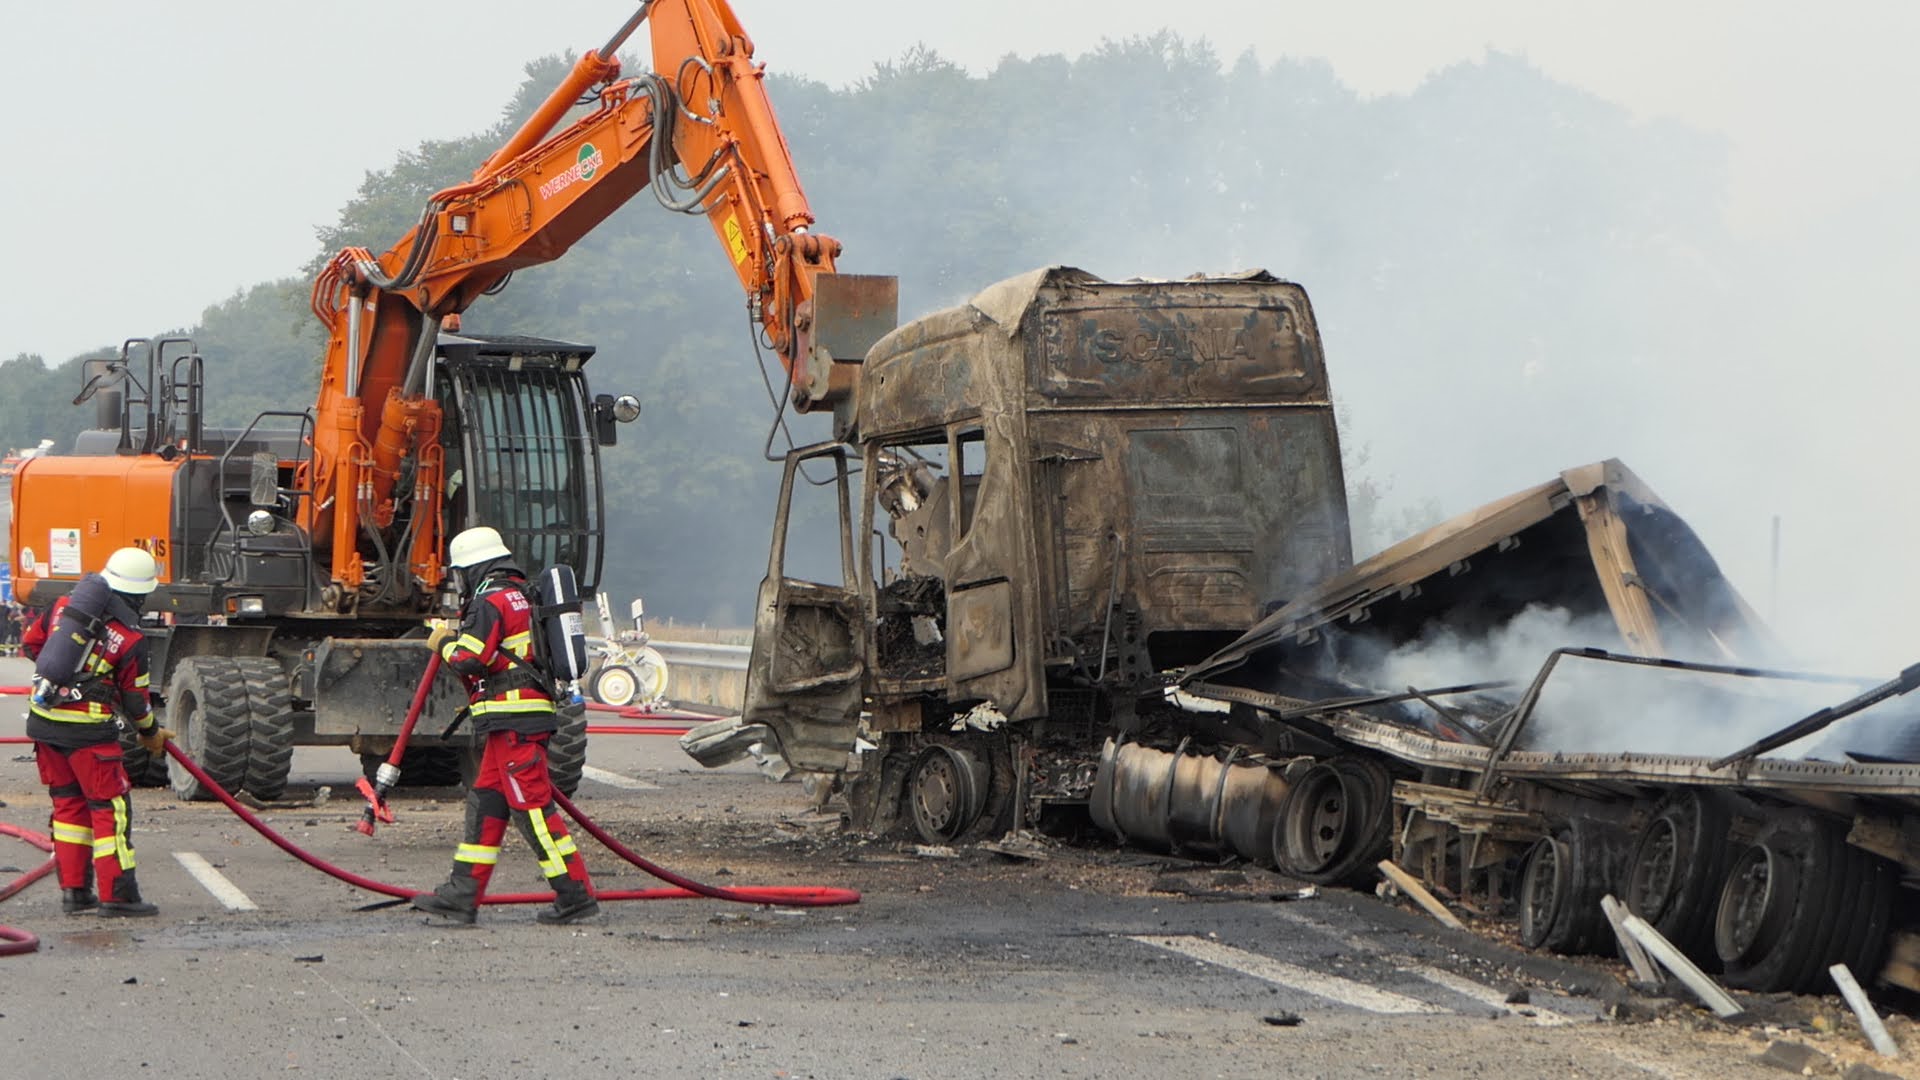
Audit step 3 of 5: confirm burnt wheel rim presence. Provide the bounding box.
[1519,837,1567,947]
[1627,815,1681,921]
[1282,766,1351,874]
[1715,844,1779,963]
[909,746,980,842]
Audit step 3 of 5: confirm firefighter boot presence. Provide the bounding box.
[97,871,158,918]
[412,873,482,924]
[63,861,97,915]
[535,874,600,925]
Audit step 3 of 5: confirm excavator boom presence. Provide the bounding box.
[301,0,895,609]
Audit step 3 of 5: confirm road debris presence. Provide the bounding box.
[1619,910,1742,1019]
[1377,860,1464,930]
[1830,963,1901,1058]
[1756,1040,1830,1074]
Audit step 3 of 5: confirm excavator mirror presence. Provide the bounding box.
[249,452,279,507]
[590,393,640,446]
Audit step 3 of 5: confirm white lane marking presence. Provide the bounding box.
[581,765,658,790]
[1269,908,1574,1026]
[1130,935,1444,1015]
[173,851,259,911]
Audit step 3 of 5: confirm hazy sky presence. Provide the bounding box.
[3,1,1913,363]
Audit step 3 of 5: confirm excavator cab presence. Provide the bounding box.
[431,332,622,594]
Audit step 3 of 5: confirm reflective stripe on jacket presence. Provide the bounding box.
[440,573,556,735]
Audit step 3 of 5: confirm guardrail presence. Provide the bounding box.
[643,639,749,711]
[648,640,750,673]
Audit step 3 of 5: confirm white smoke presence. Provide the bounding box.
[1367,603,1889,760]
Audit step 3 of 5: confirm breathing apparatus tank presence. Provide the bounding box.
[32,574,117,689]
[534,564,589,685]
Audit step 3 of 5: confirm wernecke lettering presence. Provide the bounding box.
[537,143,606,201]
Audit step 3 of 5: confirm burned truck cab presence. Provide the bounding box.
[734,267,1352,841]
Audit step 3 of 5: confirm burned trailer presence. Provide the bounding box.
[691,266,1352,843]
[1175,460,1920,995]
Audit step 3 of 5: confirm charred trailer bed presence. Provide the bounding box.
[1171,460,1920,995]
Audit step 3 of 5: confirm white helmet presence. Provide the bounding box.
[102,546,160,595]
[447,526,513,569]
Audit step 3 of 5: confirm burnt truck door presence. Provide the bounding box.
[940,419,1044,719]
[741,442,867,771]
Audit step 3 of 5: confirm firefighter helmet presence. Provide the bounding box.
[447,526,513,569]
[102,546,160,595]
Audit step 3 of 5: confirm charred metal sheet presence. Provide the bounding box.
[1181,459,1774,701]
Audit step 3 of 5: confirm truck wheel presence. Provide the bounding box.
[1518,820,1622,955]
[167,657,254,801]
[591,665,640,708]
[1621,789,1733,968]
[1271,756,1391,886]
[907,743,991,844]
[234,657,295,801]
[1715,813,1897,992]
[546,704,588,797]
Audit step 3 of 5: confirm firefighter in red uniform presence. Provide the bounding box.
[413,526,599,925]
[22,547,172,917]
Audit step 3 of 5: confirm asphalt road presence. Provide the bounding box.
[0,656,1874,1079]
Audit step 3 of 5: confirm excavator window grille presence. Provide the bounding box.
[444,361,602,589]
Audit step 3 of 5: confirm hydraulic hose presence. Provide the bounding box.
[0,823,54,956]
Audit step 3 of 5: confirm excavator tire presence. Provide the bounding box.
[117,725,170,788]
[546,702,588,798]
[167,657,255,801]
[234,658,296,801]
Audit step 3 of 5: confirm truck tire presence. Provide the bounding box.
[1715,813,1898,992]
[234,657,296,801]
[1620,789,1733,968]
[1518,819,1623,956]
[546,703,588,797]
[1271,756,1392,886]
[167,657,255,801]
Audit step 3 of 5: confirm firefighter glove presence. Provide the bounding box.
[137,725,174,757]
[426,622,457,655]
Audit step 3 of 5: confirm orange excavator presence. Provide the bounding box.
[8,1,897,799]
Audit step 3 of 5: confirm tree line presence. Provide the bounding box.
[1,37,1738,624]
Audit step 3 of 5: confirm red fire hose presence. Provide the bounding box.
[0,685,857,944]
[163,740,858,907]
[0,823,54,956]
